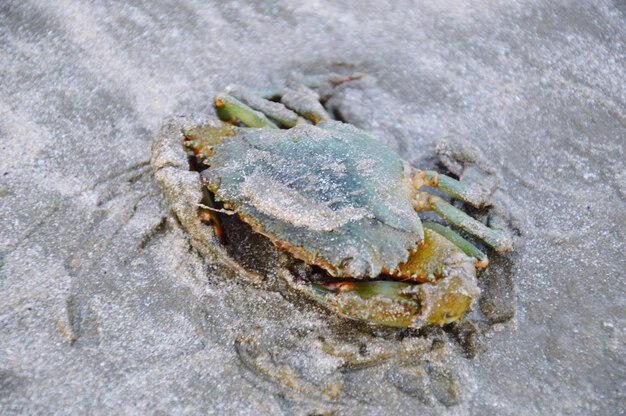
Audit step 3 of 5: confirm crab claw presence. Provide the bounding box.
[309,274,479,328]
[302,228,481,328]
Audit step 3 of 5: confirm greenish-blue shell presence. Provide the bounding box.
[203,120,423,277]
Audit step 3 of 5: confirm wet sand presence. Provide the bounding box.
[1,1,624,414]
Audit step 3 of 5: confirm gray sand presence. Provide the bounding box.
[1,1,624,414]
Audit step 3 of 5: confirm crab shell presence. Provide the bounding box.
[199,119,425,279]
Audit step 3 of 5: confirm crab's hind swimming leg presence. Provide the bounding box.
[414,192,513,252]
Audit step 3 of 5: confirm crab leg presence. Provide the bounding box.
[224,85,300,128]
[411,169,491,208]
[216,86,332,126]
[198,175,226,244]
[214,93,278,128]
[423,222,488,269]
[414,192,513,252]
[252,88,284,100]
[279,86,331,124]
[216,74,367,128]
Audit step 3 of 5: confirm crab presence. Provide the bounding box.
[153,75,513,329]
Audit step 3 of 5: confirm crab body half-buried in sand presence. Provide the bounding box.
[155,75,513,328]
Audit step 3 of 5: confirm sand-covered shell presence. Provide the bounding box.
[202,120,423,278]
